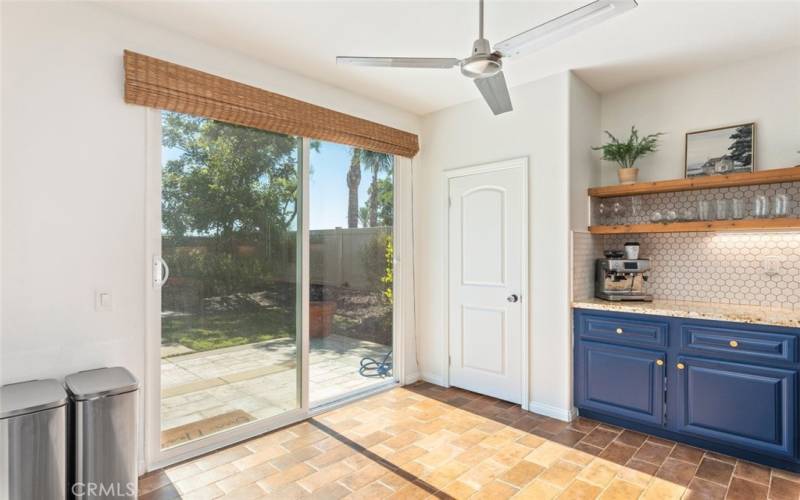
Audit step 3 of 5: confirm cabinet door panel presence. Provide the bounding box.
[576,341,665,425]
[676,357,796,458]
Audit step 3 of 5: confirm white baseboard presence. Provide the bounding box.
[403,370,421,385]
[420,371,446,387]
[527,401,578,422]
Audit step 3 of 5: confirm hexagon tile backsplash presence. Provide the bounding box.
[573,231,800,310]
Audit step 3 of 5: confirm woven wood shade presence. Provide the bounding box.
[124,50,419,157]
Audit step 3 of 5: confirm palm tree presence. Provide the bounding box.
[360,150,393,227]
[346,148,362,228]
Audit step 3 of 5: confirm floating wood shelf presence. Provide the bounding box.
[588,165,800,198]
[589,218,800,234]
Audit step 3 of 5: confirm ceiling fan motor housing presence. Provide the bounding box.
[460,38,502,78]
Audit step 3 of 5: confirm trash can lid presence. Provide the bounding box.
[65,367,139,400]
[1,379,68,419]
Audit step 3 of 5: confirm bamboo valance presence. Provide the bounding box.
[123,50,419,157]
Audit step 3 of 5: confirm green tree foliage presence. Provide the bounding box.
[381,236,393,305]
[347,148,393,228]
[728,125,753,166]
[161,111,301,245]
[346,149,362,228]
[362,232,393,304]
[361,150,394,227]
[161,112,310,300]
[358,178,394,228]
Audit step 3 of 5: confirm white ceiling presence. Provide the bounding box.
[107,0,800,116]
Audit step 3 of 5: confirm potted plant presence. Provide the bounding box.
[593,126,663,184]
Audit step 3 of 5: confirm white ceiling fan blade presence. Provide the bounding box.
[474,72,513,115]
[336,56,460,69]
[494,0,638,58]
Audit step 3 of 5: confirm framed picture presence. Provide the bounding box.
[685,122,755,178]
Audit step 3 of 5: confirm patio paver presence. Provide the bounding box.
[160,334,392,448]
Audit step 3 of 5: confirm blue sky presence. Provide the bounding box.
[310,141,389,230]
[162,138,390,231]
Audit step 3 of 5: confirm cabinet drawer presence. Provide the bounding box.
[575,341,665,426]
[681,323,797,364]
[578,312,668,348]
[675,356,796,459]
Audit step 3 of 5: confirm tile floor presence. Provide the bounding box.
[140,382,800,499]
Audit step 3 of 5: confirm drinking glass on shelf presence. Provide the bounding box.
[715,199,729,220]
[731,199,745,220]
[597,202,607,223]
[753,195,769,218]
[629,196,642,217]
[698,200,714,221]
[772,194,791,218]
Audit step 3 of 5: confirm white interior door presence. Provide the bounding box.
[447,160,526,403]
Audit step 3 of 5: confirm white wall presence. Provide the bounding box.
[569,73,602,232]
[599,48,800,185]
[415,73,574,419]
[1,0,419,465]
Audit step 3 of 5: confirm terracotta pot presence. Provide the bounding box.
[618,167,639,185]
[309,300,337,338]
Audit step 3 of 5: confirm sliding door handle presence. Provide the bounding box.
[152,255,170,289]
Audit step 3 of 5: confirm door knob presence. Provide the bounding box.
[507,294,519,303]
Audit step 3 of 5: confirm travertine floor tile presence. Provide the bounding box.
[560,479,603,499]
[597,479,642,500]
[141,383,799,500]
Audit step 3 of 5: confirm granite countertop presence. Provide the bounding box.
[572,298,800,329]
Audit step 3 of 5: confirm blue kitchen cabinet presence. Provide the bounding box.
[675,356,796,459]
[574,308,800,471]
[576,341,664,425]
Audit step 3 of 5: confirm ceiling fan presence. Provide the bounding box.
[337,0,638,115]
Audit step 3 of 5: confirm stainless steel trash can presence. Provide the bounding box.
[65,367,138,500]
[1,379,68,500]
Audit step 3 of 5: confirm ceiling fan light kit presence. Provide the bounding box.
[337,0,637,115]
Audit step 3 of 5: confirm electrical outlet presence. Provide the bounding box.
[762,255,783,277]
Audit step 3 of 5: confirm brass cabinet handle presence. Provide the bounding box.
[729,340,739,348]
[676,362,685,370]
[616,328,623,334]
[656,359,664,366]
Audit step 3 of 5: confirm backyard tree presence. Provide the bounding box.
[161,111,301,246]
[346,148,362,228]
[359,178,394,228]
[361,150,394,227]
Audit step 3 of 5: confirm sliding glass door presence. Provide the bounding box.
[150,112,399,465]
[308,142,396,405]
[158,111,301,450]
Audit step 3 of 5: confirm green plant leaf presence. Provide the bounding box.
[592,126,664,169]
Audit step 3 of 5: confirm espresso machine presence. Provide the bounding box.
[595,250,653,301]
